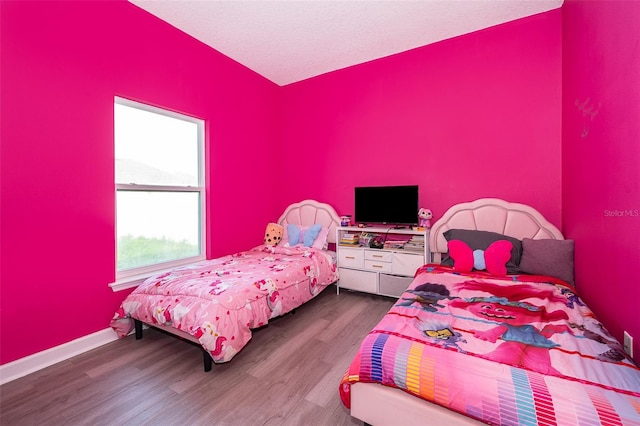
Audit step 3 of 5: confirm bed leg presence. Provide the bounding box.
[134,319,143,340]
[203,349,212,372]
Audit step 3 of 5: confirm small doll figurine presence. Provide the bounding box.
[418,208,433,229]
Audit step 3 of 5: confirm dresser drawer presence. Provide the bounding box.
[364,250,392,263]
[391,252,424,276]
[379,274,413,298]
[338,268,377,293]
[364,260,392,273]
[338,247,364,269]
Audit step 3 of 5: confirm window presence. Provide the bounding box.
[113,97,205,287]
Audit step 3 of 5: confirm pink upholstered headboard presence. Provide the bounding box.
[429,198,563,263]
[277,200,341,244]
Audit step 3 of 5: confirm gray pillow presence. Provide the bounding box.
[519,238,575,284]
[441,229,523,274]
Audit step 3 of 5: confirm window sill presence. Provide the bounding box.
[109,274,152,292]
[109,258,205,292]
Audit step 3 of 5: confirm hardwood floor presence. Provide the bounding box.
[0,286,395,426]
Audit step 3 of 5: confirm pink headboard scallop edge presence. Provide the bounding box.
[277,200,341,244]
[429,198,564,260]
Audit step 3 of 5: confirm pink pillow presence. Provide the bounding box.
[448,239,513,276]
[280,225,329,250]
[313,226,330,249]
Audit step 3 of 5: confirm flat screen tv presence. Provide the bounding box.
[354,185,419,225]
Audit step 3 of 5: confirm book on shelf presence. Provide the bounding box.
[340,233,360,245]
[404,236,425,251]
[406,238,424,243]
[383,242,405,249]
[405,241,424,247]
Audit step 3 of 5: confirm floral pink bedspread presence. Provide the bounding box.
[340,265,640,425]
[111,245,337,363]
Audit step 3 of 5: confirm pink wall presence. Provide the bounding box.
[562,1,640,361]
[278,11,563,226]
[10,2,631,370]
[0,1,280,364]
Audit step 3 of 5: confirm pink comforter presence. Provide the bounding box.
[340,265,640,425]
[111,245,337,363]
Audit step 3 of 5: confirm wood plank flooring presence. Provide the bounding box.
[0,286,395,426]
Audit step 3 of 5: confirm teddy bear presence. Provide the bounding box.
[418,208,433,229]
[264,223,284,246]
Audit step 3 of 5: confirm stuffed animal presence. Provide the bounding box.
[418,208,433,229]
[264,223,284,246]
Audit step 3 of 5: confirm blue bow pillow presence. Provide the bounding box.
[287,224,322,247]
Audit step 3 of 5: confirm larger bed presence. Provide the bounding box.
[340,198,640,425]
[111,199,341,370]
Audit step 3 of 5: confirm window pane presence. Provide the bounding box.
[115,103,199,186]
[117,191,201,271]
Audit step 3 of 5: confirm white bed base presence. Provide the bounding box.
[352,383,485,426]
[135,199,341,370]
[349,198,564,426]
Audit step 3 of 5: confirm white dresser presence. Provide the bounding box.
[336,227,429,298]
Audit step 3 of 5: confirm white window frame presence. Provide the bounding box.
[110,97,206,291]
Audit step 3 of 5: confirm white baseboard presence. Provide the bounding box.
[0,328,120,385]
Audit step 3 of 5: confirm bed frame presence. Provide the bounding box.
[349,198,564,426]
[133,199,341,372]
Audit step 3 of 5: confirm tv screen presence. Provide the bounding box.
[354,185,419,225]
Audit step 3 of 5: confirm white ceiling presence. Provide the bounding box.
[129,0,563,86]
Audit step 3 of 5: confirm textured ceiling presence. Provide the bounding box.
[129,0,563,86]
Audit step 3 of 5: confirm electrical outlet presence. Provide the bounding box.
[623,331,633,357]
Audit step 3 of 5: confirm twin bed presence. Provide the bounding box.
[340,198,640,425]
[111,197,640,425]
[110,199,341,370]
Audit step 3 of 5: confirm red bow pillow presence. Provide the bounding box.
[447,239,513,276]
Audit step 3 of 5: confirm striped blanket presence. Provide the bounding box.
[340,266,640,425]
